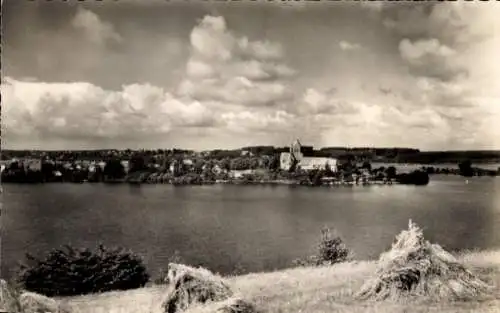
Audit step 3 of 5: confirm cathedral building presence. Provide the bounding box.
[280,139,338,172]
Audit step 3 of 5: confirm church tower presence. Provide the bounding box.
[290,139,303,162]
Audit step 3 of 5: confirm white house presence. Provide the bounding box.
[280,139,338,172]
[120,160,129,173]
[183,159,194,166]
[229,169,254,179]
[23,158,42,171]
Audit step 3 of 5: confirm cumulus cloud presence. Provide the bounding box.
[399,38,464,81]
[385,3,499,81]
[299,88,358,116]
[2,14,299,148]
[3,5,499,150]
[178,15,296,107]
[178,77,292,108]
[1,77,218,145]
[375,3,500,148]
[339,40,361,51]
[221,110,295,134]
[298,84,499,150]
[71,7,122,45]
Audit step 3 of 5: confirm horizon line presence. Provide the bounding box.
[2,147,500,153]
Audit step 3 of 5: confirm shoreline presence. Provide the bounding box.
[5,172,500,187]
[0,178,408,186]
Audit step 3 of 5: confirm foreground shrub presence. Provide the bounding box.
[357,220,492,301]
[18,244,150,297]
[293,227,351,267]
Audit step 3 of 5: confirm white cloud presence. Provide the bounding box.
[1,78,218,144]
[339,40,361,51]
[300,88,358,116]
[399,38,463,81]
[399,38,455,61]
[2,14,299,148]
[71,7,122,45]
[295,86,500,149]
[179,15,295,108]
[374,3,500,148]
[4,6,500,150]
[221,110,295,134]
[178,77,293,107]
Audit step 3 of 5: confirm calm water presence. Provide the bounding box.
[2,175,500,279]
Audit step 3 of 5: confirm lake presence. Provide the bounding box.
[2,175,500,280]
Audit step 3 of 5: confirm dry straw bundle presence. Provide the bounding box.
[163,263,233,313]
[0,280,22,312]
[357,220,492,301]
[0,280,68,313]
[162,263,258,313]
[184,297,260,313]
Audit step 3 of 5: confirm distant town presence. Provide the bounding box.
[1,140,500,185]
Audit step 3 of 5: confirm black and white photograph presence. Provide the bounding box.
[1,0,500,312]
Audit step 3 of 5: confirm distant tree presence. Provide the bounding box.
[324,162,335,177]
[220,158,231,172]
[230,157,251,170]
[313,170,325,186]
[7,161,21,171]
[385,166,397,179]
[201,163,215,181]
[249,157,260,170]
[193,159,205,174]
[103,159,126,180]
[260,156,270,169]
[128,154,146,173]
[268,155,280,172]
[458,160,474,177]
[396,170,430,185]
[362,161,372,172]
[88,166,104,182]
[172,159,185,177]
[40,162,56,182]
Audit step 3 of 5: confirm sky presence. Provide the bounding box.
[2,0,500,151]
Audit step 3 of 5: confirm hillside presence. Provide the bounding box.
[61,250,500,313]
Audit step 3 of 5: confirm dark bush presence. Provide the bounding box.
[17,244,150,297]
[458,160,474,177]
[293,227,351,267]
[396,170,430,185]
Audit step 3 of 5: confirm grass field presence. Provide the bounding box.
[60,250,500,313]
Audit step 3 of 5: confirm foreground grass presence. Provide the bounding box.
[60,250,500,313]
